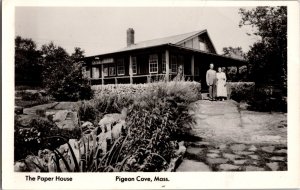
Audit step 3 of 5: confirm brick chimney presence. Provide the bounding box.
[127,28,135,46]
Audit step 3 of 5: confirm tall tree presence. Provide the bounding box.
[71,47,85,63]
[239,6,287,90]
[222,46,245,60]
[41,42,92,101]
[15,36,42,86]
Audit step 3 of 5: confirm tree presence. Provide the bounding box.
[239,6,287,90]
[41,42,93,101]
[222,47,247,81]
[222,46,245,60]
[71,47,85,62]
[15,36,42,86]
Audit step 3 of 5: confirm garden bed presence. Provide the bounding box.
[14,81,202,172]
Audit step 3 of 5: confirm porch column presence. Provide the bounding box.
[191,55,195,81]
[129,56,133,84]
[165,49,170,82]
[236,66,240,81]
[101,64,104,85]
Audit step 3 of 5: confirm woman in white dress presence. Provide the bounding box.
[216,67,227,101]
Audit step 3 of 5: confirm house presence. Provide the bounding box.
[82,28,247,89]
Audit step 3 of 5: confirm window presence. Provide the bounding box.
[92,67,100,78]
[170,55,177,73]
[132,57,137,74]
[109,65,116,76]
[117,59,125,75]
[103,66,108,77]
[85,67,91,78]
[162,53,166,73]
[149,54,158,73]
[199,41,207,51]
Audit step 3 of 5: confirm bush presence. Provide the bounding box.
[14,118,81,161]
[228,82,287,112]
[49,66,94,101]
[228,82,255,102]
[248,85,287,112]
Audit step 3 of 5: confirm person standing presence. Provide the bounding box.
[216,67,227,101]
[206,63,217,100]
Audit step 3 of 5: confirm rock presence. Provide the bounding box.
[16,115,42,127]
[198,114,208,119]
[261,146,275,153]
[36,109,46,117]
[249,155,260,160]
[234,151,254,155]
[175,141,187,156]
[24,155,43,172]
[223,153,241,161]
[190,141,210,148]
[274,149,287,154]
[217,144,227,150]
[208,149,220,154]
[248,145,258,152]
[230,144,247,152]
[81,121,95,134]
[14,161,27,172]
[53,102,80,111]
[53,110,79,130]
[99,108,127,126]
[15,106,23,114]
[207,153,220,158]
[270,156,285,161]
[45,111,56,121]
[266,162,279,171]
[239,102,250,110]
[219,164,240,171]
[39,90,47,96]
[206,158,228,165]
[186,147,203,156]
[234,160,247,165]
[111,120,126,140]
[245,166,265,171]
[176,159,211,171]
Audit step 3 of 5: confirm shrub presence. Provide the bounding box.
[49,66,94,101]
[248,85,287,112]
[227,82,255,102]
[14,118,81,161]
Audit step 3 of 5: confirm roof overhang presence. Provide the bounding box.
[83,43,247,66]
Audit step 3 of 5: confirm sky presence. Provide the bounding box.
[15,7,259,56]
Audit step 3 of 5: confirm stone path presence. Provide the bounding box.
[176,100,287,172]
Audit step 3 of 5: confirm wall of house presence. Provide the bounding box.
[178,33,216,54]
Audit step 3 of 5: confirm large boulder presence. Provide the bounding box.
[111,120,126,140]
[52,110,79,130]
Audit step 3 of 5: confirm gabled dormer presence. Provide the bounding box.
[176,30,217,54]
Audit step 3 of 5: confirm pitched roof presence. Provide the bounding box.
[119,30,206,52]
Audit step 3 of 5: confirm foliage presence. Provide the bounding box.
[228,82,255,102]
[222,46,246,59]
[41,43,93,101]
[15,36,43,86]
[14,118,81,161]
[21,81,200,172]
[228,82,287,112]
[239,6,287,91]
[248,85,287,112]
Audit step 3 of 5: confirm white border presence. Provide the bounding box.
[2,0,300,189]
